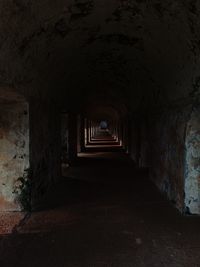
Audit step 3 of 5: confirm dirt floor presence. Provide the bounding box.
[0,152,200,267]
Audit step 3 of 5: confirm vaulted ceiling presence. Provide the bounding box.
[0,0,200,111]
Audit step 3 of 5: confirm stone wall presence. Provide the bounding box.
[61,113,69,164]
[130,120,140,166]
[29,98,61,210]
[135,101,200,214]
[0,100,29,211]
[147,109,187,212]
[185,104,200,214]
[77,115,82,153]
[67,113,78,162]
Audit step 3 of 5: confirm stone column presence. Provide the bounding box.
[77,115,81,154]
[68,112,78,162]
[61,113,69,164]
[80,116,86,152]
[30,98,61,210]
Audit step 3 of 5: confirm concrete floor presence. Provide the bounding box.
[1,152,200,267]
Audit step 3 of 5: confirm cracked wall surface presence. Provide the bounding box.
[0,95,29,211]
[135,100,200,214]
[147,109,187,212]
[185,104,200,214]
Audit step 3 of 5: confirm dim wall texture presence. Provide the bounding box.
[136,102,200,214]
[0,102,29,211]
[185,105,200,214]
[30,99,61,210]
[146,109,187,212]
[61,113,69,164]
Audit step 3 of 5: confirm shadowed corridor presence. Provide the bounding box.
[0,1,200,266]
[1,152,200,267]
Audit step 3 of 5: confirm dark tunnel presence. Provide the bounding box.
[0,1,200,266]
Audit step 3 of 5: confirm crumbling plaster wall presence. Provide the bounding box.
[0,100,29,211]
[135,99,200,214]
[185,104,200,214]
[143,108,188,212]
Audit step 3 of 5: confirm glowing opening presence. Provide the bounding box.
[100,121,108,130]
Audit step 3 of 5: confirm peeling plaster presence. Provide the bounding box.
[0,99,29,211]
[184,106,200,214]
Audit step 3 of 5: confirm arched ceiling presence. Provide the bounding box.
[82,90,128,119]
[85,106,120,121]
[0,0,200,111]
